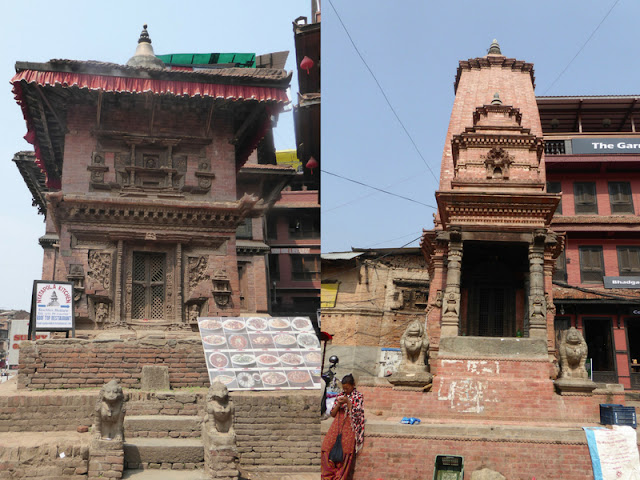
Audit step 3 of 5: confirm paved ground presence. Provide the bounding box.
[121,470,320,479]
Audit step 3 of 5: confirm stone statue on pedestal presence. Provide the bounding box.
[554,327,596,395]
[388,320,433,388]
[205,381,235,443]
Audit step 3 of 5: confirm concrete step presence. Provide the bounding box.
[125,415,202,438]
[123,469,208,479]
[124,437,204,469]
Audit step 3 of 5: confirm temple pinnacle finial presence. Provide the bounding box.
[491,92,503,105]
[488,39,502,55]
[127,24,165,69]
[138,24,151,44]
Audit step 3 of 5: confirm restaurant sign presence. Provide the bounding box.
[572,138,640,154]
[30,281,75,338]
[198,317,321,391]
[603,276,640,289]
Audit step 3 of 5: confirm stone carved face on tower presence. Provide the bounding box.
[206,381,234,435]
[559,327,589,380]
[399,320,429,372]
[483,147,513,180]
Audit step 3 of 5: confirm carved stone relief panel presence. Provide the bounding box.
[187,256,211,297]
[114,152,132,186]
[87,251,112,291]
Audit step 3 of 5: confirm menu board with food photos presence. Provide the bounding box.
[198,316,322,391]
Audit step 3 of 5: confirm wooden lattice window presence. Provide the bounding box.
[291,255,320,281]
[547,181,562,214]
[574,182,598,214]
[132,253,165,319]
[617,247,640,276]
[609,182,634,214]
[579,246,604,283]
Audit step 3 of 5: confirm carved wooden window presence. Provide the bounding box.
[553,251,567,282]
[574,182,598,214]
[132,253,165,319]
[291,255,320,281]
[608,182,634,214]
[617,247,640,276]
[579,246,604,283]
[547,181,562,215]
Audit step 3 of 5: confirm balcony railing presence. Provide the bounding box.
[545,140,566,155]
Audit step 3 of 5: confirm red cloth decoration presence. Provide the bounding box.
[300,56,314,74]
[306,156,318,174]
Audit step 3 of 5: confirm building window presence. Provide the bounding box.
[132,252,165,319]
[579,246,604,283]
[617,247,640,276]
[553,251,567,282]
[609,182,634,214]
[237,263,248,309]
[574,182,598,214]
[547,181,562,214]
[236,218,253,239]
[267,216,278,240]
[289,215,320,239]
[268,255,280,282]
[291,254,320,281]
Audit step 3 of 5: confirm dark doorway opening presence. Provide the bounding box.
[461,242,527,337]
[626,318,640,388]
[583,318,617,383]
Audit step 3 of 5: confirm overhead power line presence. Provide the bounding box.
[322,169,437,209]
[327,0,439,184]
[543,0,620,94]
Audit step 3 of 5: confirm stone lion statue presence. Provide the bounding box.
[559,327,589,380]
[206,381,234,435]
[399,319,428,372]
[94,379,126,441]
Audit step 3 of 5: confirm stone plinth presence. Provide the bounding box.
[141,365,171,391]
[205,444,239,480]
[554,378,597,395]
[89,438,124,480]
[388,371,433,389]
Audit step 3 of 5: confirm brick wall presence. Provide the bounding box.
[18,338,209,390]
[233,390,321,473]
[355,433,602,480]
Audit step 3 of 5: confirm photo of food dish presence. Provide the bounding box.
[261,371,288,386]
[199,319,223,330]
[291,317,312,330]
[228,334,248,349]
[246,317,268,331]
[268,318,290,329]
[209,372,236,387]
[287,370,312,384]
[304,351,322,365]
[208,352,229,369]
[223,319,245,331]
[297,332,320,348]
[256,353,280,366]
[249,334,274,348]
[274,333,297,347]
[202,334,226,347]
[237,371,263,389]
[279,353,303,366]
[231,353,256,366]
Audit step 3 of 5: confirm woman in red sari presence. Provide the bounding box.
[321,374,365,480]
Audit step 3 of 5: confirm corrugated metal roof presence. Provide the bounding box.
[321,252,363,260]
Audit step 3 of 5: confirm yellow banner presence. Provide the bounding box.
[321,282,339,308]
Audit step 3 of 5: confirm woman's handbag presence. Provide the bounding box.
[329,432,343,463]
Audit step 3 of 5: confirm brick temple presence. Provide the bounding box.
[12,26,295,330]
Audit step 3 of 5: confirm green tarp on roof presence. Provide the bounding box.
[157,53,256,68]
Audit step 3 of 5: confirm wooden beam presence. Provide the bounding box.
[618,98,637,132]
[96,90,103,129]
[32,91,60,178]
[230,105,263,145]
[205,101,214,136]
[35,84,67,133]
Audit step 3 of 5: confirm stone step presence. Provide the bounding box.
[125,415,202,438]
[122,469,208,479]
[124,438,204,469]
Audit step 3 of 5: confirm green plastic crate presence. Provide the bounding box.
[433,454,464,480]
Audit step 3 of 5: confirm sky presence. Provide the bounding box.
[321,0,637,253]
[0,0,304,310]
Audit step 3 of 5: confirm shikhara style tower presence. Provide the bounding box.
[422,40,562,357]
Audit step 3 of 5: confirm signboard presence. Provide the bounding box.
[603,276,640,289]
[320,282,339,308]
[8,320,49,367]
[572,138,640,155]
[270,248,312,254]
[198,317,321,391]
[583,426,640,480]
[30,281,75,337]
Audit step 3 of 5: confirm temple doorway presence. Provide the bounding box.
[461,242,527,337]
[583,317,617,383]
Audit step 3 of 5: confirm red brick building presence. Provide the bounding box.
[12,26,293,330]
[540,96,640,389]
[267,5,321,322]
